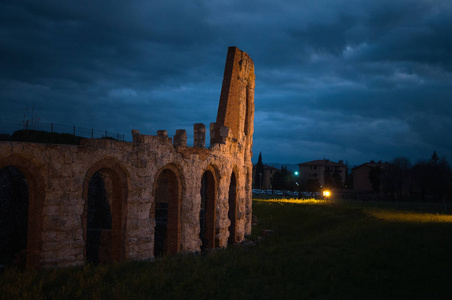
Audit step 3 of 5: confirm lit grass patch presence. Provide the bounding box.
[253,198,330,205]
[367,209,452,223]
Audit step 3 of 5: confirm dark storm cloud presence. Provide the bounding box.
[0,0,224,137]
[250,0,452,165]
[1,0,451,166]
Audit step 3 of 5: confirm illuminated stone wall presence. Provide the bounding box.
[0,47,255,268]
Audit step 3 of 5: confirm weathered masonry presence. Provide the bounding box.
[0,47,255,268]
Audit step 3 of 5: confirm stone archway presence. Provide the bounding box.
[228,171,238,245]
[200,166,217,250]
[0,155,45,268]
[83,159,129,263]
[152,165,181,256]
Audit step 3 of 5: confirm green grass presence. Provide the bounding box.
[2,198,452,299]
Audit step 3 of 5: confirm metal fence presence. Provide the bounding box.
[0,118,132,142]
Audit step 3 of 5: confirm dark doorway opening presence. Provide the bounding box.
[200,170,216,250]
[154,201,168,257]
[154,169,179,256]
[86,171,112,264]
[0,167,28,268]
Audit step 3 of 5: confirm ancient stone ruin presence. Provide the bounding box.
[0,47,255,268]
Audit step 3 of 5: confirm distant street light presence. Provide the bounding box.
[323,190,331,197]
[294,171,300,194]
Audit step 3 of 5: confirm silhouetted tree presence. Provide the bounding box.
[271,165,296,191]
[254,152,264,189]
[345,162,353,189]
[432,151,439,165]
[391,157,412,201]
[412,160,433,202]
[271,169,285,190]
[412,151,451,203]
[432,156,451,202]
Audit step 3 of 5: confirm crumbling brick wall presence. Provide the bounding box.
[0,47,254,268]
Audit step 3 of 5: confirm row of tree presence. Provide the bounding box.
[253,151,452,202]
[271,166,297,191]
[369,151,452,202]
[253,153,298,191]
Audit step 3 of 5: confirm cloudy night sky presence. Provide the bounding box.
[1,0,451,167]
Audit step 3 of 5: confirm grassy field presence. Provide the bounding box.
[1,198,452,299]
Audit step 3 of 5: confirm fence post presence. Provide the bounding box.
[105,131,107,138]
[117,133,119,140]
[91,129,93,138]
[51,123,53,143]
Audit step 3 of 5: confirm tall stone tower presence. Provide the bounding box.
[212,47,255,158]
[212,46,255,236]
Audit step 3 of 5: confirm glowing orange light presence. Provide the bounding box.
[323,190,331,197]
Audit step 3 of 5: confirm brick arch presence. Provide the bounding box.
[152,164,183,256]
[200,164,220,249]
[0,154,45,268]
[228,167,239,245]
[82,158,129,262]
